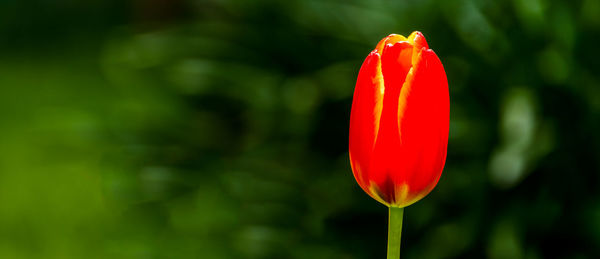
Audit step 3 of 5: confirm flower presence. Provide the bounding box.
[349,31,449,208]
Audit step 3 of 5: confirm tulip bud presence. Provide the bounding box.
[349,31,449,208]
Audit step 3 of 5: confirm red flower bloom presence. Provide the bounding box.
[349,31,449,207]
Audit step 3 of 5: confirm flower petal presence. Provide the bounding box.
[375,34,407,54]
[349,51,384,196]
[394,49,449,207]
[367,41,415,204]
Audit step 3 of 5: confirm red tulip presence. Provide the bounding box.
[349,31,449,208]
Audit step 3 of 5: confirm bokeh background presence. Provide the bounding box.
[1,0,600,258]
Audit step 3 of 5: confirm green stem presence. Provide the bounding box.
[387,206,404,259]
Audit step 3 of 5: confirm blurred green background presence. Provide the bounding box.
[1,0,599,258]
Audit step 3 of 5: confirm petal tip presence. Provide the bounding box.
[408,31,429,50]
[375,33,408,53]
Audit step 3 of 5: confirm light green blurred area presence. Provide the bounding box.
[1,0,599,258]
